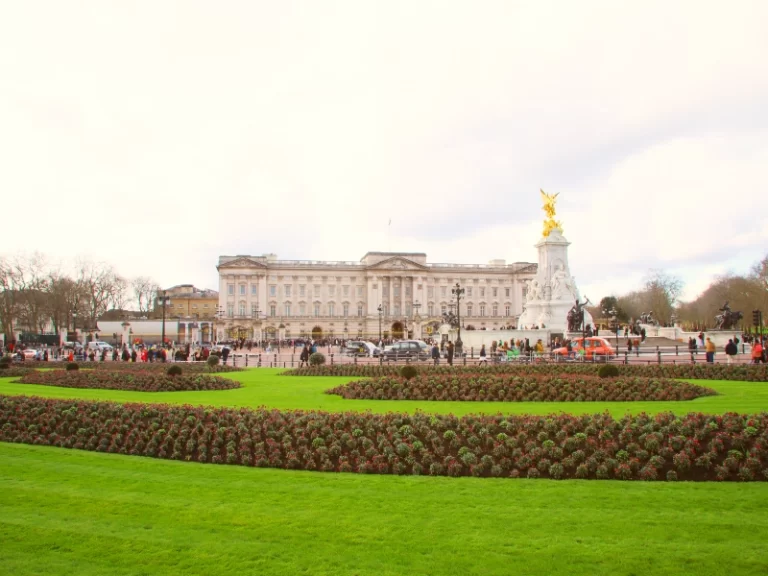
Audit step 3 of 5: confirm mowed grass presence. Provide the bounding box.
[1,368,768,416]
[2,442,768,576]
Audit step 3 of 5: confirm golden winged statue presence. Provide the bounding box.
[540,189,563,237]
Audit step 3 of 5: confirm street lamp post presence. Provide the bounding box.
[159,291,171,348]
[412,301,421,339]
[451,283,465,355]
[609,307,619,355]
[377,304,383,343]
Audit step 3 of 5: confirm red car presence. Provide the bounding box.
[553,337,616,359]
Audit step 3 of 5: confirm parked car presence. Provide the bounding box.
[381,340,431,361]
[21,348,38,360]
[87,341,114,352]
[553,337,616,359]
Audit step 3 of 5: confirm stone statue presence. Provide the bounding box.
[441,311,460,329]
[639,311,658,326]
[714,302,743,330]
[550,264,574,300]
[540,189,563,237]
[567,297,590,332]
[526,279,541,302]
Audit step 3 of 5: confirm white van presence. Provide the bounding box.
[87,341,114,352]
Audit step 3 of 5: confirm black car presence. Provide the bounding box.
[381,340,430,361]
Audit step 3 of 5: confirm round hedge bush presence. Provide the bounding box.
[309,352,326,366]
[0,356,11,370]
[167,365,182,376]
[400,365,418,380]
[598,364,620,378]
[207,355,220,367]
[66,362,80,371]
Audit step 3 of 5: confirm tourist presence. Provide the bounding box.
[479,344,487,365]
[752,340,764,364]
[431,343,440,365]
[705,337,716,363]
[446,341,454,366]
[299,344,309,367]
[724,339,738,364]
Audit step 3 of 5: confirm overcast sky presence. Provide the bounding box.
[2,1,767,302]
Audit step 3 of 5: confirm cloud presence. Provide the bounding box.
[0,1,766,301]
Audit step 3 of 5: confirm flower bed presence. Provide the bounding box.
[15,361,241,374]
[14,370,241,392]
[0,367,34,378]
[285,363,768,381]
[326,374,716,402]
[1,395,766,481]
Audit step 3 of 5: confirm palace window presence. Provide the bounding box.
[329,285,335,297]
[240,285,246,296]
[505,288,510,297]
[314,304,320,317]
[467,304,473,317]
[328,303,335,317]
[405,304,411,317]
[284,303,291,316]
[441,305,447,315]
[505,305,511,317]
[343,285,349,297]
[357,304,363,317]
[299,285,306,297]
[343,303,349,317]
[405,285,411,296]
[492,304,498,316]
[227,304,234,317]
[357,286,363,297]
[428,286,434,298]
[441,286,446,297]
[270,305,276,317]
[251,284,258,295]
[393,305,400,316]
[467,287,473,297]
[383,286,389,297]
[394,286,400,297]
[299,303,306,316]
[480,287,485,297]
[492,288,498,297]
[479,305,486,317]
[239,303,246,316]
[227,284,234,295]
[269,285,276,297]
[285,285,292,297]
[314,285,321,297]
[428,303,434,316]
[251,303,258,316]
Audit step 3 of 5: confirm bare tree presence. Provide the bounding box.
[0,256,23,340]
[76,260,126,331]
[132,276,160,313]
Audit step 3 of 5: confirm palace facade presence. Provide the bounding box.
[216,252,537,342]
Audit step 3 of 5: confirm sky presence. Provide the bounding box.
[2,1,767,304]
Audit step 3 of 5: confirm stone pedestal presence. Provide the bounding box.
[703,331,742,349]
[517,229,592,332]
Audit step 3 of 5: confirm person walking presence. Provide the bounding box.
[446,341,454,366]
[431,343,440,365]
[299,344,310,368]
[752,340,764,364]
[479,344,487,365]
[705,337,716,363]
[724,339,738,364]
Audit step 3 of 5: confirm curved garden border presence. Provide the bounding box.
[14,370,241,392]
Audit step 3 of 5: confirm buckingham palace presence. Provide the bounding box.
[216,252,537,342]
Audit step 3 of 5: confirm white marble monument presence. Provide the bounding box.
[517,190,593,333]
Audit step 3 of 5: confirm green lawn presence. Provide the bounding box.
[1,442,767,576]
[1,368,767,416]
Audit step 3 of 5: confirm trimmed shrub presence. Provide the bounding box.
[400,365,418,380]
[207,355,220,367]
[309,352,326,366]
[167,365,182,377]
[66,362,79,371]
[598,364,620,378]
[0,356,11,369]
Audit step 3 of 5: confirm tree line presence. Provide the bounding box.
[0,254,160,339]
[593,254,768,331]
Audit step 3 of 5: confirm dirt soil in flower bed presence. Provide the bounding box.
[13,370,241,392]
[16,361,241,374]
[326,374,717,402]
[1,395,766,481]
[285,363,768,381]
